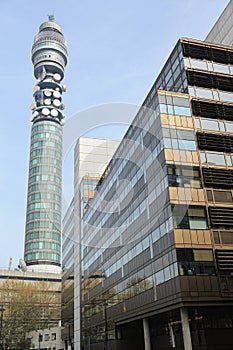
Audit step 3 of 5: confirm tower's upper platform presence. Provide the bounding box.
[31,16,68,80]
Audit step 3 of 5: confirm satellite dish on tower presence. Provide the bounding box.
[44,99,52,105]
[53,99,60,107]
[18,259,27,272]
[54,73,61,82]
[44,90,52,97]
[53,91,61,98]
[42,108,50,116]
[51,109,59,117]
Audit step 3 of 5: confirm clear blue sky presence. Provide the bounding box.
[0,0,229,268]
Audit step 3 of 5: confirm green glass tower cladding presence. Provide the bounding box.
[24,16,68,273]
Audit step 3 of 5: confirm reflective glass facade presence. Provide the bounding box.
[25,121,62,266]
[79,39,233,350]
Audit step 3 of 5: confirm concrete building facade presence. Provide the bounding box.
[205,0,233,46]
[62,138,120,350]
[0,269,63,350]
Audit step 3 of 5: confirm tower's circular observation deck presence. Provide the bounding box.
[32,20,68,79]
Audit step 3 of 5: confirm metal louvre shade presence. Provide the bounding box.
[191,100,233,120]
[202,168,233,188]
[197,132,233,152]
[216,249,233,270]
[182,42,233,64]
[187,70,233,92]
[209,207,233,228]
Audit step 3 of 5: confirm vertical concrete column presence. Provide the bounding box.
[143,318,151,350]
[180,308,192,350]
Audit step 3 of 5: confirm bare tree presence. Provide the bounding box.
[0,279,61,350]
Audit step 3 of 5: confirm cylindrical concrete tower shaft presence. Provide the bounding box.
[24,16,68,273]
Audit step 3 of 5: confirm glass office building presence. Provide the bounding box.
[80,39,233,350]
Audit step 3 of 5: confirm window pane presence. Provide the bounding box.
[174,106,191,116]
[160,104,167,114]
[164,138,172,148]
[195,118,201,129]
[226,155,232,166]
[171,139,179,149]
[191,59,208,70]
[190,179,202,188]
[188,207,205,217]
[178,140,196,150]
[200,152,207,164]
[196,88,213,99]
[213,63,230,74]
[201,119,219,131]
[225,122,233,132]
[189,218,208,229]
[207,153,225,166]
[219,121,225,131]
[167,105,174,115]
[183,58,190,68]
[220,91,233,102]
[193,249,213,261]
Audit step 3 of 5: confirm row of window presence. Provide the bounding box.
[31,156,61,166]
[27,202,61,211]
[28,192,60,202]
[189,86,233,103]
[26,220,60,230]
[167,165,202,188]
[25,231,60,242]
[28,183,61,194]
[32,140,61,150]
[32,132,61,142]
[27,211,60,221]
[25,241,60,251]
[163,137,196,151]
[34,51,65,66]
[173,205,208,230]
[207,189,233,203]
[25,252,60,261]
[30,165,60,176]
[32,123,62,134]
[195,117,233,133]
[29,174,61,184]
[162,127,196,151]
[31,148,61,158]
[38,332,56,342]
[33,39,67,54]
[184,57,233,75]
[200,151,233,167]
[160,103,191,117]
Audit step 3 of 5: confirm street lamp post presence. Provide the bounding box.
[38,333,42,350]
[103,301,108,350]
[0,305,5,350]
[68,321,71,350]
